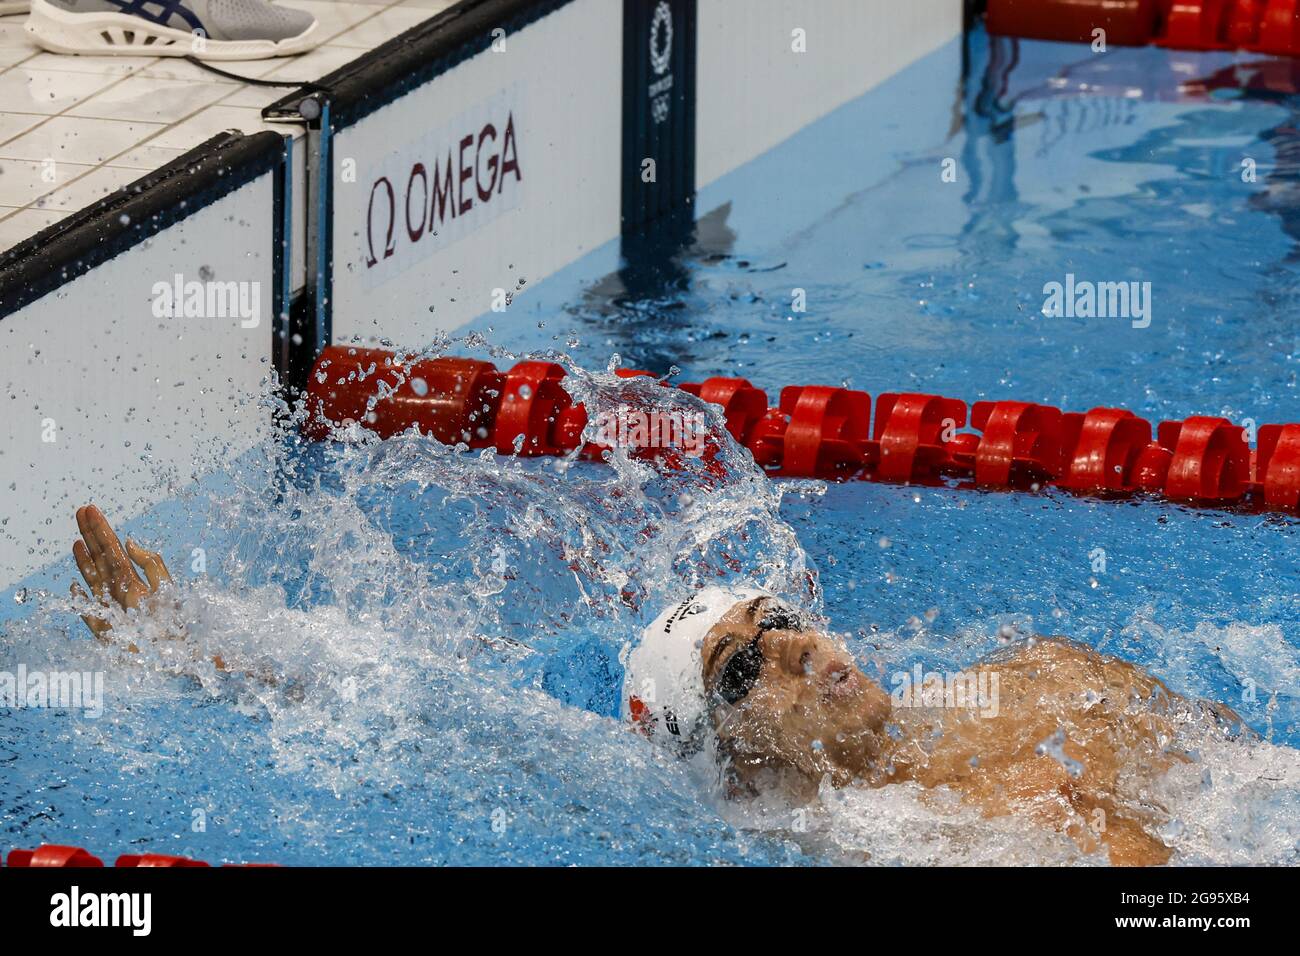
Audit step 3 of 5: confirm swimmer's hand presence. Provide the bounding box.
[70,504,172,646]
[70,504,238,674]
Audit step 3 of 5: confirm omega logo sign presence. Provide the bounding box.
[362,108,522,272]
[650,2,673,74]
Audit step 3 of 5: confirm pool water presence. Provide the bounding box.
[3,26,1299,866]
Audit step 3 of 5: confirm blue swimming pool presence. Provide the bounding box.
[4,26,1299,865]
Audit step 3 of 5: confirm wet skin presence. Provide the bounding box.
[70,504,226,670]
[702,597,1243,866]
[70,504,171,648]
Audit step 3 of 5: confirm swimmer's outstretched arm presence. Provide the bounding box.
[70,504,230,672]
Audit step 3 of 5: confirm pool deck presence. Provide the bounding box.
[0,0,453,253]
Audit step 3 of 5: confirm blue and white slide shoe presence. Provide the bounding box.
[26,0,319,59]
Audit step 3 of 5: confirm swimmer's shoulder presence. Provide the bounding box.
[981,634,1099,667]
[982,635,1169,696]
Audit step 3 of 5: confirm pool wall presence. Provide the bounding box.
[302,0,964,353]
[0,131,288,594]
[696,0,963,190]
[0,0,964,599]
[320,0,625,350]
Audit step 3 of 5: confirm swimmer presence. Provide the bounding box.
[68,504,1243,865]
[624,588,1247,866]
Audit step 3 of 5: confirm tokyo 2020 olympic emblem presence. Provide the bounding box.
[650,2,673,75]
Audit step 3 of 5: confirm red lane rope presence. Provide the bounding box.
[303,346,1300,512]
[4,844,273,867]
[986,0,1300,57]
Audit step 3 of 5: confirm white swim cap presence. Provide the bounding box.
[622,586,769,754]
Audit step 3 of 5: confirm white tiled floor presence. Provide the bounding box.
[0,206,64,249]
[145,104,280,148]
[332,6,432,48]
[2,115,164,163]
[0,0,457,252]
[0,109,43,141]
[33,163,142,210]
[0,68,108,113]
[0,158,94,207]
[66,75,234,124]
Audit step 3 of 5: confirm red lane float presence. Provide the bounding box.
[986,0,1159,47]
[678,377,769,444]
[115,854,211,868]
[1257,423,1300,508]
[987,0,1300,56]
[304,346,504,447]
[6,845,104,867]
[1257,0,1300,54]
[1158,416,1251,503]
[1227,0,1268,47]
[751,386,871,479]
[1161,0,1232,50]
[301,346,1300,515]
[965,401,1064,488]
[5,844,270,867]
[1059,408,1153,493]
[494,360,573,456]
[868,393,967,484]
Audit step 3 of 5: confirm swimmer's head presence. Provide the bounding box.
[622,586,768,755]
[623,590,891,789]
[700,595,891,790]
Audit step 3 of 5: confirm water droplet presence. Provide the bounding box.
[1159,819,1186,841]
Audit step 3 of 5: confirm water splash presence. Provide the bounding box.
[2,351,1297,864]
